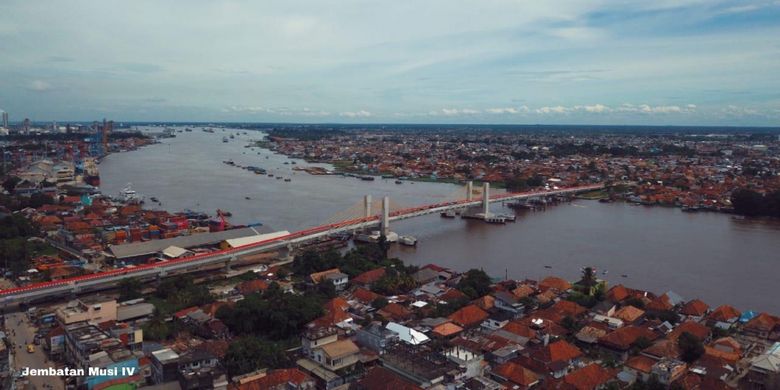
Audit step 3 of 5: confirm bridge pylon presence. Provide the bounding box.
[364,195,372,218]
[381,196,390,238]
[466,181,473,201]
[482,182,491,217]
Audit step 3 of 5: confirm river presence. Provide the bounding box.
[100,128,780,313]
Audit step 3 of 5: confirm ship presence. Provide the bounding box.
[222,136,229,143]
[82,157,101,187]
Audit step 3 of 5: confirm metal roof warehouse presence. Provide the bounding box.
[108,227,268,261]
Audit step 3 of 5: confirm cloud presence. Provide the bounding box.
[574,104,611,113]
[429,108,481,116]
[29,80,52,92]
[535,106,570,114]
[532,103,698,115]
[339,110,372,118]
[485,106,529,114]
[721,105,760,116]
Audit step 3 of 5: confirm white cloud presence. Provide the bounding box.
[29,80,52,92]
[721,105,760,116]
[339,110,372,118]
[574,104,611,113]
[485,107,528,114]
[535,106,570,114]
[429,108,481,116]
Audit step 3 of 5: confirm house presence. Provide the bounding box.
[235,279,269,296]
[491,361,540,389]
[524,340,583,378]
[378,303,413,322]
[651,359,687,386]
[624,355,656,383]
[386,322,430,345]
[309,268,349,291]
[742,342,780,390]
[301,326,338,360]
[355,366,423,390]
[614,305,645,324]
[705,305,740,329]
[743,313,780,340]
[668,321,711,343]
[680,299,709,320]
[448,304,489,328]
[493,291,525,315]
[229,368,315,390]
[598,326,659,361]
[351,268,386,288]
[560,363,618,390]
[311,339,360,371]
[355,323,399,354]
[539,276,571,292]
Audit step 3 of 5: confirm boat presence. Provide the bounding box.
[245,196,251,200]
[544,265,552,269]
[276,176,282,180]
[284,178,291,182]
[268,174,274,177]
[440,210,456,218]
[360,175,375,181]
[150,197,159,203]
[222,136,228,143]
[120,184,141,203]
[395,180,403,184]
[399,235,417,246]
[229,134,235,139]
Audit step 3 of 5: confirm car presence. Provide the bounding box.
[27,344,35,353]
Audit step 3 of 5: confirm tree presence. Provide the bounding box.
[457,269,492,299]
[371,296,388,310]
[117,278,143,302]
[678,332,704,363]
[731,188,766,216]
[223,337,291,377]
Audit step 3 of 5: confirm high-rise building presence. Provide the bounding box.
[1,111,7,128]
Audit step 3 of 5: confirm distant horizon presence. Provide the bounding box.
[6,119,780,132]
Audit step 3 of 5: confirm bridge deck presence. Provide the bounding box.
[0,184,603,304]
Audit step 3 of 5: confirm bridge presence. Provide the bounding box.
[0,182,603,305]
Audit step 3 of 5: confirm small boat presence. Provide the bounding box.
[284,178,291,182]
[399,235,417,246]
[276,176,282,180]
[544,265,552,269]
[268,174,274,177]
[621,274,628,278]
[150,197,159,203]
[395,180,402,184]
[360,175,375,181]
[245,196,251,200]
[222,137,228,143]
[441,210,456,218]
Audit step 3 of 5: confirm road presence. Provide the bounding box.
[4,312,65,390]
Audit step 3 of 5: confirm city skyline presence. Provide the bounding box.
[1,0,779,125]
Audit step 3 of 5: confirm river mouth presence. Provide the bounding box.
[101,128,780,313]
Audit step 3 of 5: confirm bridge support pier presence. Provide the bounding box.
[364,195,372,218]
[277,244,294,262]
[466,181,473,201]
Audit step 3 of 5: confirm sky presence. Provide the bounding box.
[0,0,779,126]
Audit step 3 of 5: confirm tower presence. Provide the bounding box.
[1,111,7,128]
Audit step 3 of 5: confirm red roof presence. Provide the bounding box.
[352,268,386,285]
[532,340,583,364]
[598,326,658,351]
[493,361,539,387]
[563,364,617,390]
[379,303,413,321]
[606,284,629,302]
[551,300,587,318]
[745,313,780,333]
[539,276,571,292]
[448,304,489,327]
[707,305,740,322]
[352,287,381,304]
[230,368,314,390]
[680,299,709,316]
[669,321,710,342]
[236,279,269,295]
[646,294,674,312]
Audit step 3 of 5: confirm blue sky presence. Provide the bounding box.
[1,0,779,125]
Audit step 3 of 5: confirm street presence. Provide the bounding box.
[4,311,65,390]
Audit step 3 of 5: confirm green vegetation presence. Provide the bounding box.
[117,278,143,302]
[456,269,492,299]
[678,331,705,363]
[223,337,292,377]
[149,275,214,316]
[731,189,780,217]
[0,214,55,276]
[372,268,417,296]
[216,283,325,340]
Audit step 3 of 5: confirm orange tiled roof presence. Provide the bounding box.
[606,285,629,302]
[230,368,313,390]
[352,287,381,304]
[599,326,658,351]
[614,305,645,323]
[533,340,583,364]
[493,361,539,387]
[448,304,489,327]
[668,321,710,342]
[432,322,463,337]
[707,305,740,322]
[625,355,655,374]
[539,276,571,292]
[352,268,386,285]
[680,299,709,317]
[563,364,617,390]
